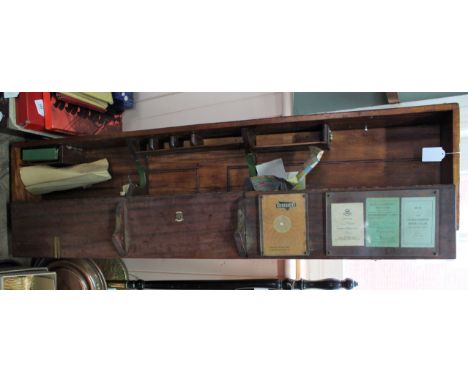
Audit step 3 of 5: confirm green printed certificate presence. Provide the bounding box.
[401,197,436,248]
[365,197,400,247]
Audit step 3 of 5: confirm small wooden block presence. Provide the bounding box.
[385,92,400,104]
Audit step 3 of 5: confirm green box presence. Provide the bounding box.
[22,147,59,162]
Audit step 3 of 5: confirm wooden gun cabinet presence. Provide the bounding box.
[9,103,460,260]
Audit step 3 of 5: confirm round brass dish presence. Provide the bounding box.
[93,259,129,282]
[32,258,129,290]
[46,259,107,290]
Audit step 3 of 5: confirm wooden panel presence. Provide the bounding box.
[257,124,441,163]
[10,105,459,207]
[249,158,441,191]
[149,168,198,195]
[39,146,144,200]
[439,110,460,226]
[241,185,455,259]
[256,131,322,146]
[11,193,242,259]
[198,165,230,192]
[306,161,441,189]
[227,166,249,191]
[10,185,456,260]
[49,124,440,198]
[125,193,240,258]
[9,145,446,203]
[12,197,120,258]
[325,188,440,257]
[12,103,458,150]
[147,149,247,170]
[9,104,460,260]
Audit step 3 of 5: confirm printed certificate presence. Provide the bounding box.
[401,196,436,248]
[365,197,400,247]
[331,203,364,246]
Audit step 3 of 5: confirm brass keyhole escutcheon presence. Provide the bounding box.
[175,211,184,222]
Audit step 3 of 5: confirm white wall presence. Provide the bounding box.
[123,92,284,130]
[122,92,285,280]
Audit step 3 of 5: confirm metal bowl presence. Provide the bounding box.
[46,259,108,290]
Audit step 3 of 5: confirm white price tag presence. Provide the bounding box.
[34,99,44,117]
[422,147,446,162]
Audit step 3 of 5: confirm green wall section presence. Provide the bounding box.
[293,92,467,115]
[293,92,387,115]
[398,92,466,102]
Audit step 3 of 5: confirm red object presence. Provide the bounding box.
[15,92,46,132]
[43,92,122,136]
[55,93,107,112]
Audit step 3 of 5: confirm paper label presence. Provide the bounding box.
[422,147,445,162]
[401,197,436,248]
[331,203,364,246]
[365,197,400,247]
[3,92,19,98]
[34,99,44,117]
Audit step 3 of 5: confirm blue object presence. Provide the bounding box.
[112,92,134,110]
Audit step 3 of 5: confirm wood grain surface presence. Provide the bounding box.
[8,104,459,260]
[11,185,456,259]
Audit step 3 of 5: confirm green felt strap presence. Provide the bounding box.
[245,152,257,177]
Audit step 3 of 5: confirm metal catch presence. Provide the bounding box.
[175,211,184,222]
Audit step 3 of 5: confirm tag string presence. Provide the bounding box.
[445,151,460,155]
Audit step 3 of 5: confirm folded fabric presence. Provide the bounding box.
[20,158,111,195]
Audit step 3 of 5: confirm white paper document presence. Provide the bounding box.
[255,158,288,180]
[331,203,364,246]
